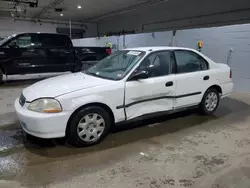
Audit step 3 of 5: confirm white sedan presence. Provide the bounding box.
[15,47,233,146]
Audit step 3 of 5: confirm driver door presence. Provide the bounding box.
[124,51,176,120]
[4,33,38,74]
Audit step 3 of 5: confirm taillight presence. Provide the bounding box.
[230,70,232,78]
[106,48,111,55]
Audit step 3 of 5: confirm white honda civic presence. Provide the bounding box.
[15,47,233,146]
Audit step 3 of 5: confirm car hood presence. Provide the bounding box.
[22,73,113,101]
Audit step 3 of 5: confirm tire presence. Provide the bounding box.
[199,88,220,115]
[0,69,3,84]
[67,106,111,147]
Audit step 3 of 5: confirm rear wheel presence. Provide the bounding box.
[67,106,111,147]
[199,88,220,115]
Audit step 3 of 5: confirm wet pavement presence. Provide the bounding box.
[1,81,250,187]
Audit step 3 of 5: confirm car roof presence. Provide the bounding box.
[124,46,197,52]
[12,32,69,36]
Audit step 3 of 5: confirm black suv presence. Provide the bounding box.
[0,33,110,83]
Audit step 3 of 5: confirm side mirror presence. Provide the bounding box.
[130,70,149,80]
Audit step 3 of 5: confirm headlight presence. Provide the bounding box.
[28,98,62,113]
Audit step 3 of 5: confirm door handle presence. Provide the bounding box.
[165,81,173,87]
[64,50,72,54]
[28,48,35,52]
[203,76,209,80]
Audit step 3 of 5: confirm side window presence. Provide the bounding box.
[6,35,35,48]
[62,35,72,48]
[174,50,208,73]
[55,36,68,47]
[38,34,67,48]
[137,51,174,78]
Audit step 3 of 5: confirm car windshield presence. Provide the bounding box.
[84,50,145,80]
[0,35,15,46]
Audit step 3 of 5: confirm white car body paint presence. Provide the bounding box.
[15,47,233,139]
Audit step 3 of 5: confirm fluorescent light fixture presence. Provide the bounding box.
[77,5,82,9]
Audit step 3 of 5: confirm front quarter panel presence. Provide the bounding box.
[56,81,125,123]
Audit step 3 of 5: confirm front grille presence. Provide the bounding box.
[19,94,26,106]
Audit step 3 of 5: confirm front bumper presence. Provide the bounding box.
[15,98,71,139]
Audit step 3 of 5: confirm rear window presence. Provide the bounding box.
[174,50,209,73]
[37,34,71,48]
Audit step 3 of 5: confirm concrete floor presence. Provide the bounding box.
[1,78,250,188]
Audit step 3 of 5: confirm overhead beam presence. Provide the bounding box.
[142,8,250,32]
[83,0,168,22]
[31,0,63,20]
[0,0,38,6]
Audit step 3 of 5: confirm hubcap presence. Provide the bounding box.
[205,92,218,111]
[77,113,105,142]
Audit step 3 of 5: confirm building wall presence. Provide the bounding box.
[174,24,250,92]
[0,17,97,38]
[74,23,250,92]
[72,31,173,49]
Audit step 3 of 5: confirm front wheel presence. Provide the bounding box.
[67,106,111,147]
[199,88,220,115]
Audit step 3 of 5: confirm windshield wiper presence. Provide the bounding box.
[85,71,99,77]
[85,71,116,81]
[86,71,108,79]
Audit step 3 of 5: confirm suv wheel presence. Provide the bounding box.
[67,106,111,147]
[199,88,220,115]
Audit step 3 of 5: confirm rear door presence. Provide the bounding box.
[173,50,212,109]
[37,34,75,72]
[125,50,176,120]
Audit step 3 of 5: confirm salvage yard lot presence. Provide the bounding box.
[1,77,250,187]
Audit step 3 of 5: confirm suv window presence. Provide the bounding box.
[38,34,68,48]
[174,50,208,73]
[137,51,175,78]
[5,34,36,48]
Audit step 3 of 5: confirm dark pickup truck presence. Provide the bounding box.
[0,33,111,83]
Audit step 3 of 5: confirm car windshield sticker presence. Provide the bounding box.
[116,73,122,78]
[127,51,141,56]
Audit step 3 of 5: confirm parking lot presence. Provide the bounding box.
[1,76,250,188]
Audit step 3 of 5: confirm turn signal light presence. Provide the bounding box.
[43,108,62,113]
